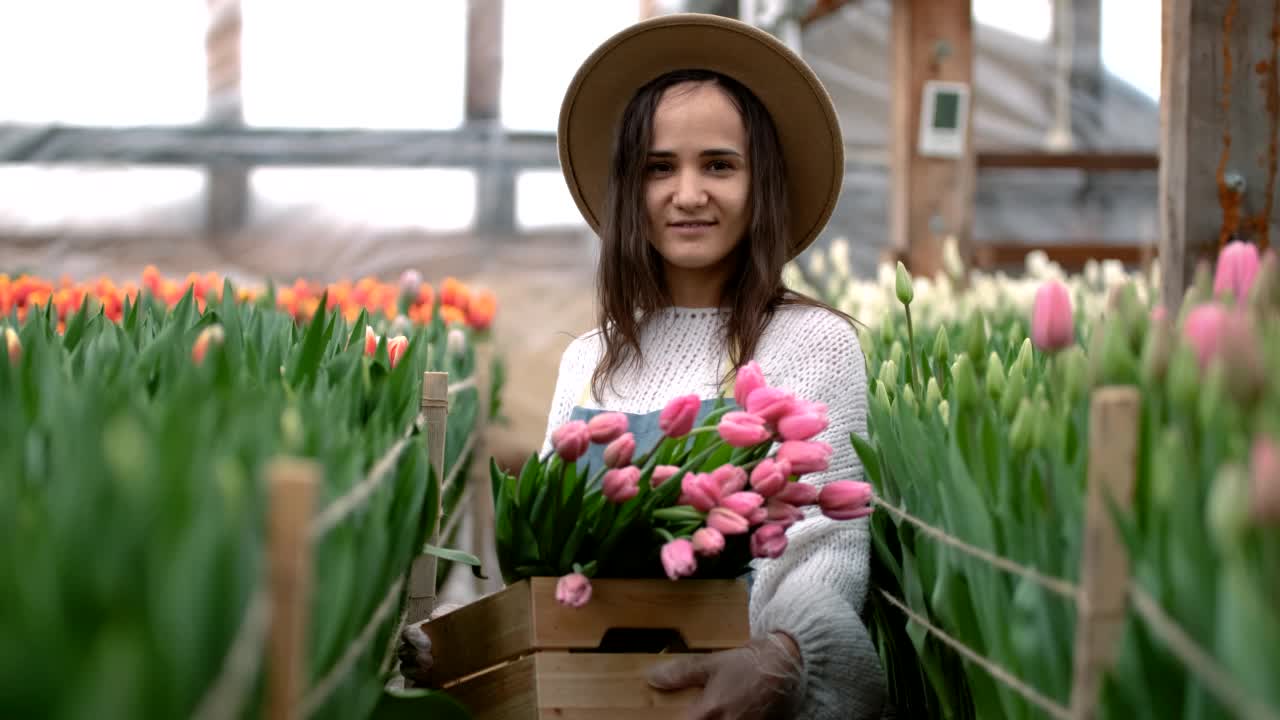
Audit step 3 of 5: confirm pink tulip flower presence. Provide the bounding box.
[1251,435,1280,523]
[652,465,681,487]
[555,572,592,608]
[707,507,750,535]
[746,387,796,423]
[750,523,788,559]
[692,527,725,557]
[776,440,833,475]
[1151,305,1168,323]
[1183,304,1228,369]
[747,507,768,525]
[1030,280,1074,352]
[1214,240,1261,300]
[774,481,820,506]
[718,411,772,447]
[587,412,629,444]
[659,394,701,437]
[765,499,805,528]
[602,466,641,503]
[711,464,748,495]
[679,473,720,512]
[819,480,874,520]
[719,491,765,517]
[734,360,767,408]
[750,458,791,497]
[777,401,829,442]
[386,335,409,369]
[660,539,697,580]
[551,421,591,462]
[603,432,636,468]
[364,325,379,356]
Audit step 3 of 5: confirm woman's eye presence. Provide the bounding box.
[646,162,672,174]
[708,160,733,172]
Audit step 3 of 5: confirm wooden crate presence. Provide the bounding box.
[419,576,750,719]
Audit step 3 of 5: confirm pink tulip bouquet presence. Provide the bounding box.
[489,361,874,607]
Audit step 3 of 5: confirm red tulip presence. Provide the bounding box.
[750,523,788,559]
[192,325,225,366]
[602,466,641,503]
[1030,280,1074,352]
[603,432,636,468]
[364,325,378,356]
[587,412,628,444]
[555,572,592,608]
[551,421,591,462]
[733,360,766,408]
[718,411,772,447]
[819,480,874,520]
[386,335,408,368]
[659,394,700,437]
[660,539,697,580]
[1214,240,1261,300]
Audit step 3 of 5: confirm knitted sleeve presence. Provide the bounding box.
[538,332,598,455]
[750,307,888,719]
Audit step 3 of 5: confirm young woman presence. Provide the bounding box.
[404,13,887,719]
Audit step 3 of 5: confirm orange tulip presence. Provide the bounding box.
[192,325,224,365]
[440,304,466,326]
[441,277,470,313]
[467,289,497,331]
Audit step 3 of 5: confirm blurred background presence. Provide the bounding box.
[0,0,1161,472]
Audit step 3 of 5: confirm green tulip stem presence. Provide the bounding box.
[903,302,921,397]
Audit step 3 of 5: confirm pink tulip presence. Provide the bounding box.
[1214,240,1261,300]
[679,473,720,512]
[774,481,820,506]
[711,464,748,495]
[707,507,750,535]
[692,527,725,557]
[765,499,805,528]
[587,412,629,444]
[555,572,593,608]
[364,325,379,356]
[750,458,791,497]
[386,335,409,369]
[1151,305,1168,323]
[776,440,832,475]
[659,394,700,437]
[660,539,697,580]
[718,411,772,447]
[1183,304,1228,368]
[602,466,641,503]
[747,507,768,525]
[746,387,796,423]
[399,268,423,295]
[652,465,681,487]
[551,421,591,462]
[603,432,636,468]
[1250,435,1280,523]
[777,401,829,442]
[719,491,765,517]
[1030,280,1074,352]
[819,480,874,520]
[734,360,767,408]
[750,523,788,559]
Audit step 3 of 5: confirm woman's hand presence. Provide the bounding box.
[396,603,462,686]
[646,631,805,719]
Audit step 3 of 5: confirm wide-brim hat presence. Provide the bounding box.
[557,12,844,260]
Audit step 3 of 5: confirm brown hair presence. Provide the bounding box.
[589,68,854,401]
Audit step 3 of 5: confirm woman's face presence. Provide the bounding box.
[644,81,751,288]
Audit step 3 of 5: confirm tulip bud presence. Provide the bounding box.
[1005,320,1026,354]
[1090,319,1138,386]
[555,572,592,608]
[746,387,797,423]
[765,499,805,527]
[706,507,750,535]
[777,401,829,442]
[1001,365,1025,420]
[602,466,641,503]
[1059,346,1089,409]
[3,327,19,365]
[875,380,893,413]
[985,352,1005,402]
[660,539,698,580]
[951,354,979,410]
[750,458,791,497]
[1030,280,1074,352]
[932,325,951,370]
[551,421,591,462]
[1249,435,1280,524]
[679,473,720,512]
[1010,399,1034,453]
[192,325,225,366]
[718,411,772,447]
[733,360,767,409]
[364,325,379,357]
[1217,311,1266,407]
[895,261,914,305]
[720,491,765,518]
[899,382,918,410]
[603,432,636,468]
[924,377,942,416]
[878,359,899,392]
[652,465,681,487]
[965,312,988,374]
[1213,240,1261,302]
[1140,314,1174,385]
[1248,249,1279,314]
[1033,396,1053,450]
[750,523,789,559]
[818,480,874,520]
[280,406,304,451]
[1208,464,1250,552]
[692,527,726,557]
[711,464,749,495]
[446,327,466,357]
[1014,337,1034,378]
[937,399,950,426]
[659,394,700,437]
[1196,363,1228,432]
[587,412,629,444]
[889,340,905,369]
[879,317,895,349]
[776,440,833,475]
[774,481,820,506]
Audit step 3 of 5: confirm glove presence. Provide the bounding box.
[396,602,462,686]
[646,631,805,720]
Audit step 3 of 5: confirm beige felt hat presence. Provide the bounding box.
[557,12,844,259]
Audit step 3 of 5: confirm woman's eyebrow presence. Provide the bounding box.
[647,148,744,158]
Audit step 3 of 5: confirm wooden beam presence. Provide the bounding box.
[465,0,503,122]
[977,152,1158,171]
[889,0,976,278]
[1160,0,1280,313]
[971,241,1156,273]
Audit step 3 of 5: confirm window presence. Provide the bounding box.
[249,167,476,232]
[0,165,204,232]
[241,0,467,129]
[516,170,585,231]
[972,0,1052,42]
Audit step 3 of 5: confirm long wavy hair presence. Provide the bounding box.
[589,68,852,402]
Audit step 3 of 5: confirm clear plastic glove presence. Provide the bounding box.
[396,602,462,686]
[646,631,805,720]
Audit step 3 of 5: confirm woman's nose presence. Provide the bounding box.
[672,170,708,209]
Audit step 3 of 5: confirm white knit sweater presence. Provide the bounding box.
[540,303,888,719]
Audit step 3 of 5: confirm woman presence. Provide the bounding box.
[404,13,887,719]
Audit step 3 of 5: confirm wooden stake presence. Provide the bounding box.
[407,371,450,625]
[1068,386,1141,720]
[265,457,319,720]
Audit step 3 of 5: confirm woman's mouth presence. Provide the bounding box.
[668,221,718,235]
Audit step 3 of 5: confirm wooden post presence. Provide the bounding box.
[1160,0,1280,314]
[204,0,248,239]
[1068,387,1141,719]
[407,371,450,624]
[265,457,319,720]
[889,0,976,279]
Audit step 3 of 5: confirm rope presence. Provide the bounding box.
[447,376,476,396]
[878,590,1072,720]
[189,585,270,720]
[302,573,407,717]
[871,497,1079,600]
[309,434,415,540]
[1129,586,1280,720]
